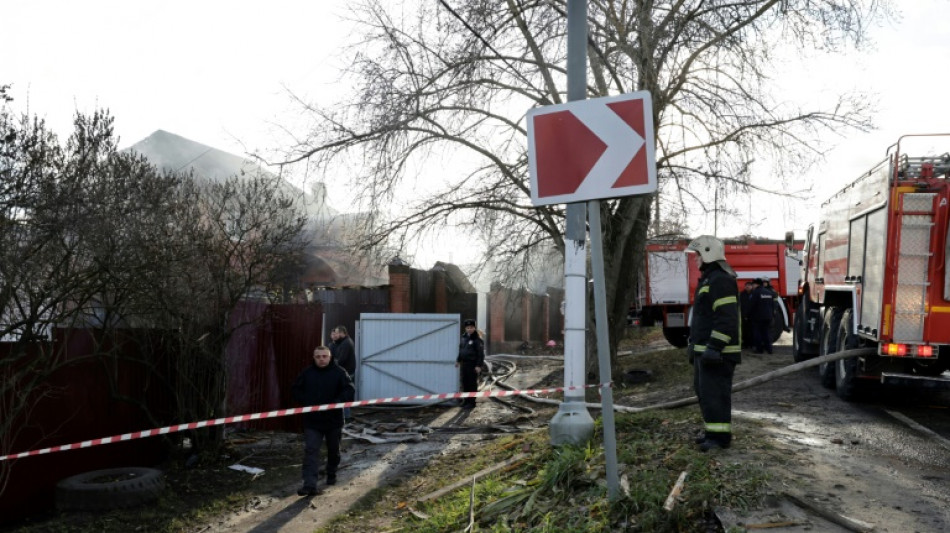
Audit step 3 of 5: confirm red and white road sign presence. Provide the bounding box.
[527,91,656,206]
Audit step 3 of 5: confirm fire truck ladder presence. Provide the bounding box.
[898,154,950,179]
[893,192,936,342]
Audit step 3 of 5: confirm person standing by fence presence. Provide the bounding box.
[455,318,485,409]
[330,325,356,422]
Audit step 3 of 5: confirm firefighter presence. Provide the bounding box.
[749,278,775,354]
[686,235,741,452]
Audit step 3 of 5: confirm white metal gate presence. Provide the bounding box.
[356,313,460,404]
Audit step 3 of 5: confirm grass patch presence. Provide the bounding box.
[614,332,693,406]
[318,407,772,533]
[618,325,667,350]
[314,335,774,532]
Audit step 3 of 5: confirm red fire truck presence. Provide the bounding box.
[792,134,950,399]
[635,238,803,347]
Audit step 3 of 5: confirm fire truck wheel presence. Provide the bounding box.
[817,307,842,389]
[792,312,813,363]
[55,467,164,511]
[818,361,836,389]
[834,309,861,401]
[835,357,860,400]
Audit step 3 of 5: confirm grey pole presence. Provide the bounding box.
[549,0,595,445]
[588,200,621,500]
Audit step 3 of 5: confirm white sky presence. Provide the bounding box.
[2,0,354,191]
[4,0,950,253]
[713,1,950,241]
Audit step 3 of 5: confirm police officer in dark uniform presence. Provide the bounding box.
[739,281,754,348]
[749,278,775,354]
[686,235,741,451]
[455,319,485,409]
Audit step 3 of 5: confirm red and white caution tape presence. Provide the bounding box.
[0,383,608,462]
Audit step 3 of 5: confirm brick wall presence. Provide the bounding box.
[489,282,507,346]
[433,267,447,313]
[388,263,412,313]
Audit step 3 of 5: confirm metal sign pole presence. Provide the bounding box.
[549,0,595,445]
[588,200,620,500]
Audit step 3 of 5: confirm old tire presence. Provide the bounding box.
[817,307,840,389]
[56,467,164,511]
[662,326,690,348]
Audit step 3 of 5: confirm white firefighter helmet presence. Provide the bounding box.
[686,235,726,263]
[686,235,736,276]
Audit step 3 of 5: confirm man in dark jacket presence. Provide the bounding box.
[455,318,485,409]
[329,326,356,376]
[686,236,741,452]
[292,345,354,496]
[739,281,754,348]
[749,278,775,354]
[330,325,356,422]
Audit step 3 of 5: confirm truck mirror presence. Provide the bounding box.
[784,231,794,248]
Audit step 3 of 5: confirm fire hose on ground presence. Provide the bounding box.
[490,347,878,413]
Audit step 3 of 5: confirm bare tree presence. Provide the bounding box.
[274,0,889,363]
[149,173,309,449]
[0,102,310,495]
[0,109,158,497]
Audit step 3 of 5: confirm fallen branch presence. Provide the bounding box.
[415,453,528,503]
[407,507,429,520]
[784,492,875,532]
[663,471,688,511]
[463,476,476,532]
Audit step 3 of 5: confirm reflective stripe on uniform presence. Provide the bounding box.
[712,295,737,311]
[710,330,731,343]
[705,422,731,433]
[698,286,710,294]
[694,343,740,354]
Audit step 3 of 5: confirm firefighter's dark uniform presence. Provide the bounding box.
[688,260,741,450]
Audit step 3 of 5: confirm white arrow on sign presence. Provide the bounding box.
[569,103,645,198]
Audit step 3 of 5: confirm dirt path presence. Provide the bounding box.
[202,411,464,533]
[200,358,556,532]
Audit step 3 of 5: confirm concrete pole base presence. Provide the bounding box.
[549,400,595,446]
